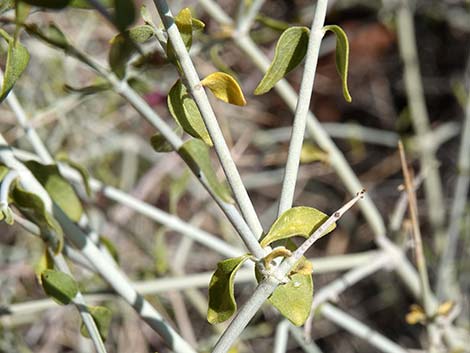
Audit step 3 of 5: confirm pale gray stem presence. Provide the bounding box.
[278,0,328,215]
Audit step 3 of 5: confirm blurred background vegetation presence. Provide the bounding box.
[1,0,469,352]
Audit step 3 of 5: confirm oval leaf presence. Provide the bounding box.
[168,80,212,146]
[109,25,155,78]
[207,254,251,324]
[11,183,63,253]
[254,26,309,95]
[323,25,352,103]
[260,206,336,247]
[80,305,113,341]
[178,139,233,203]
[41,269,78,305]
[0,29,30,103]
[25,160,83,222]
[255,240,313,326]
[201,72,246,106]
[269,272,313,326]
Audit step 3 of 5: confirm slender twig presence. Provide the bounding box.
[152,0,264,241]
[319,303,408,353]
[437,57,470,299]
[304,251,391,340]
[0,250,377,325]
[235,0,266,36]
[273,320,289,353]
[398,141,441,352]
[398,141,434,315]
[0,150,107,353]
[0,136,197,353]
[277,0,328,215]
[396,0,445,235]
[212,192,364,353]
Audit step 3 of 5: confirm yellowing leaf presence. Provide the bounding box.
[300,143,329,164]
[269,272,313,326]
[323,25,352,103]
[178,139,233,203]
[35,247,54,285]
[255,241,313,327]
[201,72,246,106]
[168,80,212,146]
[80,305,112,341]
[41,269,78,305]
[405,304,426,325]
[0,29,30,103]
[254,26,309,95]
[260,206,336,247]
[436,301,454,317]
[207,254,251,324]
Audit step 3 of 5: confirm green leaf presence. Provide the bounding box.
[25,160,83,222]
[150,133,174,153]
[24,23,69,50]
[10,183,63,253]
[323,25,352,103]
[168,80,212,146]
[201,72,247,106]
[166,8,204,60]
[260,206,335,247]
[56,155,92,196]
[80,305,112,341]
[254,26,309,95]
[178,139,233,203]
[99,235,119,263]
[0,29,30,103]
[41,269,78,305]
[269,272,313,326]
[255,241,313,326]
[207,254,251,324]
[20,0,71,9]
[64,81,111,96]
[113,0,135,31]
[109,25,155,78]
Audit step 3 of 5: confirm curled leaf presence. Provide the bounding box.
[0,29,30,102]
[201,72,246,106]
[323,25,352,103]
[35,247,54,285]
[168,80,212,146]
[178,139,233,203]
[41,269,78,305]
[255,240,313,326]
[254,26,309,95]
[260,206,336,247]
[207,254,251,324]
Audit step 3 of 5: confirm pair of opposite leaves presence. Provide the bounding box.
[207,207,336,326]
